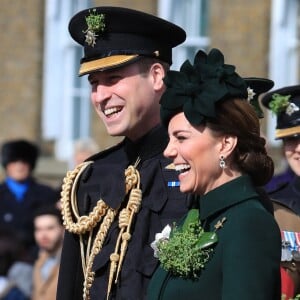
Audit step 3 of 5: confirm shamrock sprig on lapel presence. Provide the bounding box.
[151,209,226,279]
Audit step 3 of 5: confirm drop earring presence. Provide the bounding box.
[219,155,226,169]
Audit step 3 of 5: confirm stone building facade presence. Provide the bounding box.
[0,0,275,184]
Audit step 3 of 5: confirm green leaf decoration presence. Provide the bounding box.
[85,9,105,33]
[269,93,291,115]
[154,204,227,279]
[157,222,213,278]
[196,232,218,250]
[182,209,199,232]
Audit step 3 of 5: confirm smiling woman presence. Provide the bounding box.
[147,48,281,300]
[165,115,223,195]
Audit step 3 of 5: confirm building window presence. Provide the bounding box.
[43,0,209,160]
[43,0,92,161]
[158,0,210,71]
[267,0,300,145]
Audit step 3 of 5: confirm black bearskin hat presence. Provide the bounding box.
[1,139,39,170]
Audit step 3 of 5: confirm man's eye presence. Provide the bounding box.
[109,75,121,82]
[284,137,300,145]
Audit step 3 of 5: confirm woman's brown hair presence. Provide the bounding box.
[207,98,274,186]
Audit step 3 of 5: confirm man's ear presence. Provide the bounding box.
[150,63,165,91]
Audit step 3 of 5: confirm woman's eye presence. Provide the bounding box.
[177,135,186,141]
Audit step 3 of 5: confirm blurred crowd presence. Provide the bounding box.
[0,137,99,300]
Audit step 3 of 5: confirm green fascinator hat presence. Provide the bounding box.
[160,48,270,127]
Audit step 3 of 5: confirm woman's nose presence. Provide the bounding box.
[164,141,177,159]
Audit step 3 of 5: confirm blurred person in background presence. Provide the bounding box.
[264,129,295,193]
[32,205,64,300]
[0,228,31,300]
[0,139,59,263]
[72,137,100,167]
[56,137,100,210]
[262,85,300,299]
[55,137,100,211]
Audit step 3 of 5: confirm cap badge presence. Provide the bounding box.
[84,9,105,47]
[286,102,300,116]
[247,86,256,102]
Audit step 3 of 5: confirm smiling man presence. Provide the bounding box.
[57,6,191,300]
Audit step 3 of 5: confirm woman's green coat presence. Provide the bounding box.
[147,175,281,300]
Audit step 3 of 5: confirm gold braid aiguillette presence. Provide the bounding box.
[107,158,142,299]
[60,159,142,300]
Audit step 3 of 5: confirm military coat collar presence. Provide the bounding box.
[199,175,258,221]
[124,125,169,164]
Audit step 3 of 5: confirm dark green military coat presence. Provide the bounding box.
[147,175,282,300]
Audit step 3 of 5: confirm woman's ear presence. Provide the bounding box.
[220,135,238,158]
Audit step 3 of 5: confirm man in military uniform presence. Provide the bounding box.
[56,6,191,300]
[262,85,300,299]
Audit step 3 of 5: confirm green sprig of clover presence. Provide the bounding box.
[156,209,218,279]
[268,93,291,115]
[85,9,105,33]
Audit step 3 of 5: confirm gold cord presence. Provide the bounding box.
[61,161,109,234]
[106,159,142,299]
[83,208,117,300]
[60,159,142,300]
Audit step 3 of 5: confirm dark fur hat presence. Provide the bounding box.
[1,139,39,170]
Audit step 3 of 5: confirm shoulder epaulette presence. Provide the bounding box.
[84,139,125,162]
[271,197,291,210]
[268,181,289,195]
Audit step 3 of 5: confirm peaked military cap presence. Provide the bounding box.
[69,6,186,76]
[244,77,274,118]
[262,85,300,139]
